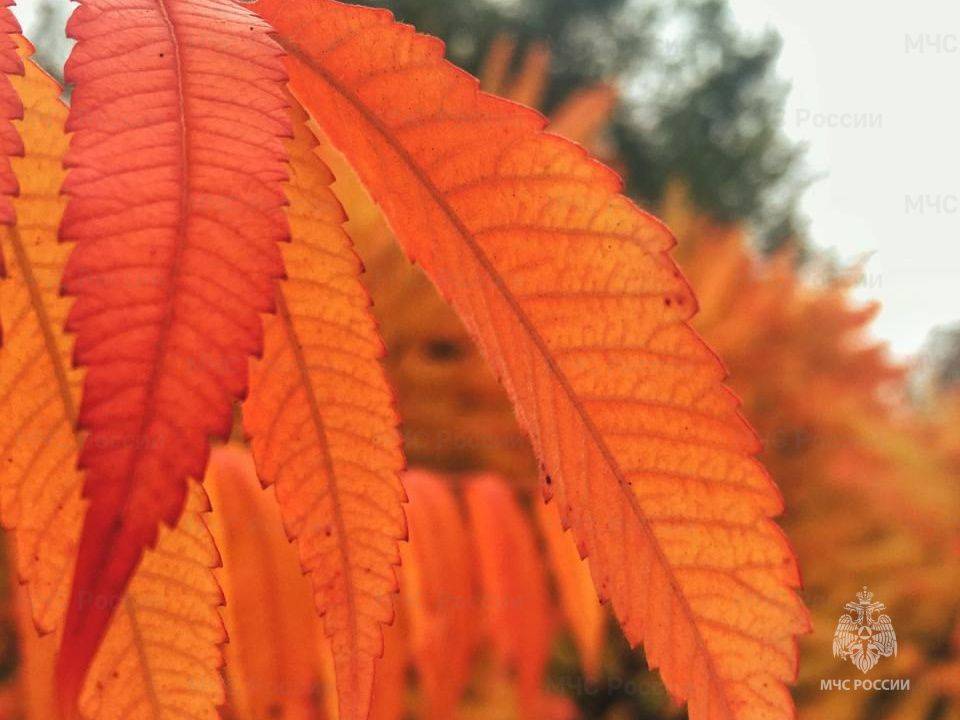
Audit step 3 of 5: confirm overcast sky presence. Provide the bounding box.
[13,0,960,357]
[726,0,960,357]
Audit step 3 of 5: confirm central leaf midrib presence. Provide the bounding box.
[9,225,77,430]
[274,284,361,691]
[124,0,192,486]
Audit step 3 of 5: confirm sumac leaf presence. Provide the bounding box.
[253,2,810,717]
[56,0,291,707]
[242,103,404,720]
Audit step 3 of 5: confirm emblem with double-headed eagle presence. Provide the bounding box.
[832,586,897,673]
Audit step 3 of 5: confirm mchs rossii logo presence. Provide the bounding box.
[832,586,898,673]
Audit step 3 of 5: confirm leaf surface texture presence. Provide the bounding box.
[243,104,405,720]
[57,0,291,700]
[0,39,80,634]
[253,2,810,717]
[79,482,225,720]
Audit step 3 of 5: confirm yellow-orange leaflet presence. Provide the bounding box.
[206,446,324,720]
[243,104,405,720]
[0,45,224,720]
[253,2,811,717]
[79,482,224,720]
[0,38,80,635]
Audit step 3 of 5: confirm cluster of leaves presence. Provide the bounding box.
[330,42,960,718]
[0,2,811,720]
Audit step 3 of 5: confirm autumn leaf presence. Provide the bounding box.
[206,445,325,720]
[367,602,408,720]
[11,483,225,720]
[317,45,614,483]
[548,84,618,154]
[242,104,405,720]
[78,482,225,720]
[465,475,553,720]
[0,36,80,635]
[0,0,23,347]
[0,43,226,720]
[479,35,617,152]
[318,125,536,482]
[478,34,517,97]
[55,0,291,706]
[499,41,551,109]
[0,0,21,233]
[400,470,477,719]
[252,2,810,717]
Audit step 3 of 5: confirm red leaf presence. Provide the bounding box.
[55,0,290,711]
[0,0,24,315]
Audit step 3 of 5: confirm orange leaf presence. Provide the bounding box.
[465,475,552,720]
[548,84,618,151]
[503,41,550,109]
[0,38,80,635]
[317,102,537,483]
[10,482,225,720]
[56,0,291,705]
[0,0,21,231]
[478,34,516,97]
[242,103,404,720]
[401,470,477,719]
[252,2,810,717]
[11,572,59,720]
[206,445,325,720]
[79,481,225,720]
[534,499,605,681]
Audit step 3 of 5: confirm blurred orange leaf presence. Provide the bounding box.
[466,475,553,720]
[535,499,605,682]
[206,445,326,720]
[401,470,478,719]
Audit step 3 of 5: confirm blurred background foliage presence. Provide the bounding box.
[4,1,960,720]
[25,0,806,248]
[358,0,808,251]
